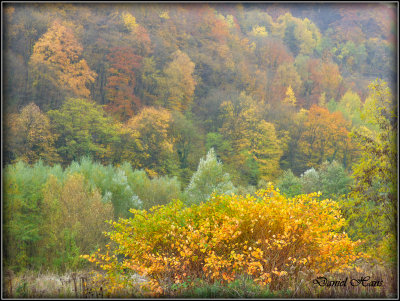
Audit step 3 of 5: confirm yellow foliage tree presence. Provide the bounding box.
[159,11,170,20]
[82,185,364,296]
[250,25,268,37]
[272,63,302,103]
[251,121,284,181]
[273,13,321,56]
[318,92,326,108]
[126,106,178,177]
[283,85,296,106]
[121,11,139,32]
[220,92,283,183]
[158,50,196,112]
[5,103,59,164]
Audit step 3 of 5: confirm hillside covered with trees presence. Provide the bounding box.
[2,3,397,298]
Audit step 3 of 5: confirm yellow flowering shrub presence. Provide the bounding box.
[82,185,363,296]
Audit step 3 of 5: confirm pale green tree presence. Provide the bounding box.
[185,148,236,205]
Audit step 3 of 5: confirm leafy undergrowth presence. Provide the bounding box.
[81,185,377,297]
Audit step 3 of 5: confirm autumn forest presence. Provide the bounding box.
[2,3,398,298]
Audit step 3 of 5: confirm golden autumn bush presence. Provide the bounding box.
[82,185,364,296]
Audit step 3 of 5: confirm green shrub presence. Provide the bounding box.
[276,169,302,197]
[122,164,183,210]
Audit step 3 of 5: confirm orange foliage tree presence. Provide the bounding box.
[308,58,342,105]
[105,47,142,121]
[299,105,352,169]
[258,38,293,72]
[29,20,97,108]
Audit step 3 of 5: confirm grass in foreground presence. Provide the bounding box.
[3,264,396,299]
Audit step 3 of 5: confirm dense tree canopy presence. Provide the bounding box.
[2,4,397,287]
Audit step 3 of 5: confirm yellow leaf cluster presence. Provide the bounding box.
[82,186,364,295]
[121,12,139,32]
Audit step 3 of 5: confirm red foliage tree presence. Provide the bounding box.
[105,47,142,121]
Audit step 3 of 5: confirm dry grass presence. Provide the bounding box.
[3,270,146,298]
[4,270,75,298]
[3,262,397,298]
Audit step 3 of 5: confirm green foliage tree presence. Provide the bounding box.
[353,79,397,213]
[343,79,397,261]
[119,164,183,210]
[48,98,121,165]
[283,21,300,57]
[3,160,64,270]
[277,160,351,200]
[170,111,205,184]
[41,173,114,271]
[272,108,308,175]
[219,92,283,184]
[299,167,320,195]
[364,37,395,78]
[205,132,233,160]
[336,89,363,126]
[317,160,352,199]
[185,148,236,205]
[276,169,302,198]
[65,158,142,218]
[280,14,321,57]
[194,88,237,133]
[137,56,162,106]
[64,157,183,217]
[3,157,181,272]
[125,169,183,210]
[300,161,352,200]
